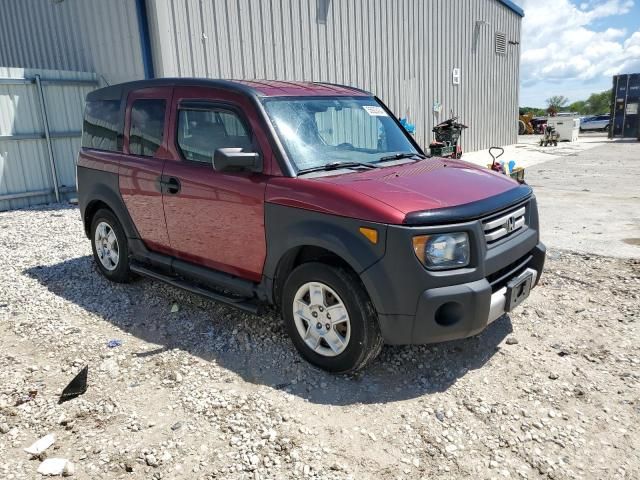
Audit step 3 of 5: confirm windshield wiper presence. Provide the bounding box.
[297,161,380,175]
[375,152,428,163]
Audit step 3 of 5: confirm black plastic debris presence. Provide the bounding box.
[58,366,88,404]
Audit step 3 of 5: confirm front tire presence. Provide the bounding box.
[90,208,132,283]
[282,262,383,373]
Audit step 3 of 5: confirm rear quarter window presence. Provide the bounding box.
[129,99,166,157]
[82,100,123,152]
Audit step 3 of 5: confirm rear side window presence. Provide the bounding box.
[82,100,122,152]
[129,99,166,157]
[177,109,251,163]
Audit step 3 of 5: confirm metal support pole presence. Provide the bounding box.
[608,76,616,139]
[622,75,630,138]
[34,74,60,202]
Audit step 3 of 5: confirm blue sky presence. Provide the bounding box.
[519,0,640,107]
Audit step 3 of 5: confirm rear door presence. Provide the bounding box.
[119,87,173,253]
[162,87,270,282]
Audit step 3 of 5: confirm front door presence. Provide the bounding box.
[162,87,269,282]
[119,87,173,253]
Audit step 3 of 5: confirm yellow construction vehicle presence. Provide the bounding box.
[518,113,534,135]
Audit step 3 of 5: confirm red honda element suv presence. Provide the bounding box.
[77,79,545,373]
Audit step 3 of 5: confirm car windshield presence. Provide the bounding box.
[262,97,419,172]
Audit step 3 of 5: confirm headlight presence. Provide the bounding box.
[412,232,470,270]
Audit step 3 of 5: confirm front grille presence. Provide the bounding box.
[482,203,527,245]
[487,253,533,293]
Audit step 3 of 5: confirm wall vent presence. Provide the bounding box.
[316,0,330,24]
[495,32,507,55]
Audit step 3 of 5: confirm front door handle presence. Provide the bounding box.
[158,175,181,195]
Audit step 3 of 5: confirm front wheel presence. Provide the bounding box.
[281,262,383,373]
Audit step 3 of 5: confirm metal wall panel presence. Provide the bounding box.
[0,0,145,85]
[147,0,521,152]
[0,67,97,211]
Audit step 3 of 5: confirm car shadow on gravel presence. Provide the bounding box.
[25,256,512,406]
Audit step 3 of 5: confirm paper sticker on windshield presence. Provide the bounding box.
[363,105,388,116]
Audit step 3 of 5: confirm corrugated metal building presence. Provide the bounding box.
[0,0,522,153]
[0,67,98,210]
[0,0,145,85]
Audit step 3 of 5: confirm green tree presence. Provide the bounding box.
[546,95,569,115]
[568,100,587,114]
[584,90,611,115]
[519,106,546,116]
[520,89,612,117]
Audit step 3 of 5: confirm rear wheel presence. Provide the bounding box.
[282,262,383,373]
[90,209,133,283]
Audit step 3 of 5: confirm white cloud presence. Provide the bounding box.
[520,0,640,91]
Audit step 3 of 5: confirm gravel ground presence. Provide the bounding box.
[1,205,639,480]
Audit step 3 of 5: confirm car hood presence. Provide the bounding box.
[315,158,521,215]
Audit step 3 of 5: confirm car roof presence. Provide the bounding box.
[86,78,371,102]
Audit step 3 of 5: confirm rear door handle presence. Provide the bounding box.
[158,175,181,195]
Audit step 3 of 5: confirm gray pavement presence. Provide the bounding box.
[525,138,640,258]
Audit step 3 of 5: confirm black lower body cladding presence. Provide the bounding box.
[359,196,545,345]
[76,165,139,240]
[265,199,545,346]
[369,242,545,345]
[262,203,388,302]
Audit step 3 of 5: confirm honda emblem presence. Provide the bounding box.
[506,216,515,233]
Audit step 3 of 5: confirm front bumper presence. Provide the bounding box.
[371,242,545,344]
[360,196,546,345]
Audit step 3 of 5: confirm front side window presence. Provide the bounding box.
[82,100,122,152]
[177,108,251,163]
[262,97,418,171]
[129,99,166,157]
[178,109,251,163]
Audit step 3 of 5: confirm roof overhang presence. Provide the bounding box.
[497,0,524,17]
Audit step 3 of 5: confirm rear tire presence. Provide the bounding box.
[281,262,383,373]
[90,208,133,283]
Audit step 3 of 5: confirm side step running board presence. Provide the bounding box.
[130,263,260,314]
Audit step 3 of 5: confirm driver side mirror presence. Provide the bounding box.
[212,148,262,173]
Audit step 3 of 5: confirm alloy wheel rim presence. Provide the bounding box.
[292,281,351,357]
[94,221,119,271]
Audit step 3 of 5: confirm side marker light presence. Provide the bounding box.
[359,227,378,244]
